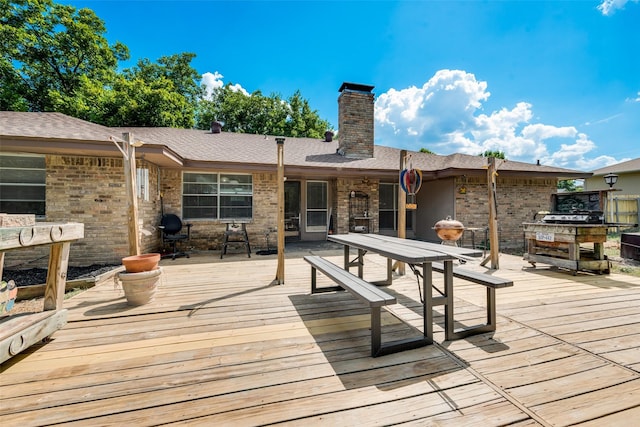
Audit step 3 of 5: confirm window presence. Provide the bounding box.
[306,181,327,232]
[379,183,413,230]
[0,154,46,216]
[182,172,252,220]
[136,168,149,201]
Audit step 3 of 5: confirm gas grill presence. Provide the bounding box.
[541,210,604,225]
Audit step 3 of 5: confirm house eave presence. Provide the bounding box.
[0,137,184,167]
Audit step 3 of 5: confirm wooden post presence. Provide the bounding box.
[43,242,70,311]
[275,137,286,285]
[395,150,407,275]
[485,156,500,269]
[122,132,141,256]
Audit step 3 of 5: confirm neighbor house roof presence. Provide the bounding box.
[1,111,589,180]
[591,157,640,176]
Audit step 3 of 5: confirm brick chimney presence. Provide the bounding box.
[338,82,375,158]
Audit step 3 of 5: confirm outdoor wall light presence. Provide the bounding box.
[603,173,618,188]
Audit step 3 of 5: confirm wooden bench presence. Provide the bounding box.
[304,255,431,357]
[431,262,513,339]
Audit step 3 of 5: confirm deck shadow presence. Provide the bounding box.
[289,292,467,392]
[522,265,640,289]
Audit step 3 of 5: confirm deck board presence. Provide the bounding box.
[2,249,640,426]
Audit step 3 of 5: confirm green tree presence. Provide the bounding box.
[479,150,506,159]
[114,53,201,127]
[196,86,331,138]
[557,179,580,192]
[0,0,128,111]
[419,148,435,154]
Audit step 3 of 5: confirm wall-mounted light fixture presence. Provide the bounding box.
[603,173,618,188]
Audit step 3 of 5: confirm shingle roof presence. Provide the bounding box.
[116,126,586,177]
[0,111,115,142]
[591,157,640,175]
[0,111,589,178]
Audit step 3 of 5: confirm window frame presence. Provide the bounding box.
[182,172,253,220]
[379,182,413,231]
[0,153,46,218]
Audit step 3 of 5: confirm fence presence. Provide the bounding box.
[606,194,640,229]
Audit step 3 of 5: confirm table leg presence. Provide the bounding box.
[343,245,350,271]
[422,262,433,341]
[443,259,454,341]
[594,242,604,260]
[357,249,364,278]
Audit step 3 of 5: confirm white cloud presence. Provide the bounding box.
[375,69,489,141]
[373,69,624,170]
[636,91,640,102]
[542,133,595,168]
[201,71,249,100]
[598,0,639,16]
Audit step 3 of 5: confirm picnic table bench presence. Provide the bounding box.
[431,262,513,339]
[304,255,430,357]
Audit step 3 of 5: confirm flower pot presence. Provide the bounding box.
[118,268,162,306]
[122,253,160,273]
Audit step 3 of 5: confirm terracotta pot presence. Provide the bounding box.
[122,253,160,273]
[118,268,162,306]
[433,216,465,241]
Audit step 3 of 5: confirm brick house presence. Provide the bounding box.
[0,82,589,267]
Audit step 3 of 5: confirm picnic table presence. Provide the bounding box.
[326,234,510,344]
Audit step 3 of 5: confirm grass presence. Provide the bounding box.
[604,229,640,277]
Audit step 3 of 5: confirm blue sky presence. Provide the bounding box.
[64,0,639,171]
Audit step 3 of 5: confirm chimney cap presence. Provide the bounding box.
[339,82,374,93]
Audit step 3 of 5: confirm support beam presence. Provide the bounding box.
[395,150,407,275]
[275,137,286,284]
[122,132,141,256]
[485,156,500,269]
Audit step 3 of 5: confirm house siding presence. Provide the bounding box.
[158,168,281,253]
[4,155,162,268]
[454,176,557,251]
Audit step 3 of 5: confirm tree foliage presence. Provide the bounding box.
[479,150,506,159]
[419,147,435,154]
[1,0,331,132]
[557,179,581,192]
[0,0,128,111]
[196,87,331,138]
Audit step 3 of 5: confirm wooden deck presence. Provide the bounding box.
[2,246,640,426]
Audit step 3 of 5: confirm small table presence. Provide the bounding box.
[220,222,251,259]
[327,233,481,342]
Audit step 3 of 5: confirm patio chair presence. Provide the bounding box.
[159,214,192,260]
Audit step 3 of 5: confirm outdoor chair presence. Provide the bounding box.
[159,214,192,260]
